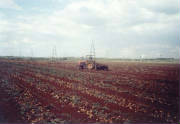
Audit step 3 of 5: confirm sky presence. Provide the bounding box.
[0,0,179,58]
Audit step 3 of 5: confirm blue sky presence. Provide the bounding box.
[0,0,179,58]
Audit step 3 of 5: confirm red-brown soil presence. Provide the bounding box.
[0,59,179,123]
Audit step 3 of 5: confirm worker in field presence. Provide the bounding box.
[78,60,86,70]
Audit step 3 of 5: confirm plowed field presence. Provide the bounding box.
[0,59,179,123]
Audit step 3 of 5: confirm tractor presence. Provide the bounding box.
[78,55,108,71]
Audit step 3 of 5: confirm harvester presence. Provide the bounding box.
[78,55,108,71]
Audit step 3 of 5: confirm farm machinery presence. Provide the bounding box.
[78,55,108,71]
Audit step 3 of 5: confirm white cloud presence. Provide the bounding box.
[0,0,179,58]
[0,0,22,10]
[138,0,179,14]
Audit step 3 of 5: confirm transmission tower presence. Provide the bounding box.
[51,46,57,63]
[30,49,34,60]
[90,41,96,69]
[19,49,22,58]
[90,41,95,58]
[31,49,34,57]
